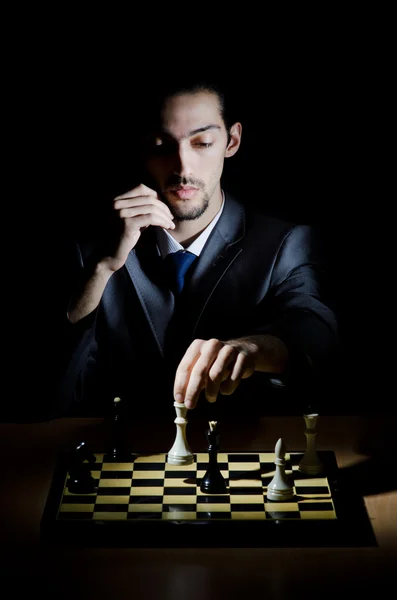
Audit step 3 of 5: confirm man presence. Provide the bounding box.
[56,79,338,419]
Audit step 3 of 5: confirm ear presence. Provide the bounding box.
[225,122,242,158]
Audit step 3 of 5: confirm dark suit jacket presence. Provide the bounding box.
[55,192,338,419]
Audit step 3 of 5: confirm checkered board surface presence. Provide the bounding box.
[56,451,336,521]
[41,449,377,546]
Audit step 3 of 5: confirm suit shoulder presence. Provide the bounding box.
[225,192,296,233]
[242,211,324,268]
[245,208,314,239]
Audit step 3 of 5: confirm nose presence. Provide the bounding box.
[173,143,194,178]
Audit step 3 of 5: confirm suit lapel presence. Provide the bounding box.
[123,192,245,355]
[124,229,174,357]
[188,193,245,338]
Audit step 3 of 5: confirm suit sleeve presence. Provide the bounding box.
[251,223,339,388]
[52,239,101,418]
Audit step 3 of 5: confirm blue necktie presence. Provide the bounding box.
[163,250,197,295]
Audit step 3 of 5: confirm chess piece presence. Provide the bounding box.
[298,413,324,475]
[67,441,98,494]
[167,401,194,465]
[108,396,126,460]
[200,421,227,494]
[267,438,295,501]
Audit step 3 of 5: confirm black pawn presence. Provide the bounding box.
[67,441,98,494]
[200,423,227,494]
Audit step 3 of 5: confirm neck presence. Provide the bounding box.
[171,185,223,247]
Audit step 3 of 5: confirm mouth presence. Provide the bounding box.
[167,186,199,200]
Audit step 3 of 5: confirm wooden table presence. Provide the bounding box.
[1,415,396,599]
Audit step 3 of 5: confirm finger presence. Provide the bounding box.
[122,213,175,231]
[220,353,255,396]
[230,352,255,382]
[114,196,174,220]
[219,376,245,396]
[114,183,159,200]
[206,345,238,402]
[118,206,175,229]
[219,377,242,396]
[183,339,224,409]
[118,205,167,218]
[173,339,205,403]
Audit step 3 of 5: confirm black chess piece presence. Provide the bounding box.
[108,396,127,460]
[200,422,227,494]
[67,441,98,494]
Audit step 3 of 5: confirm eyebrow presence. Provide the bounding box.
[160,124,221,140]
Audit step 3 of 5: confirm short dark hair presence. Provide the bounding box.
[138,78,238,141]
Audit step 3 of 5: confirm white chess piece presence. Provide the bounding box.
[298,413,324,475]
[267,438,295,501]
[167,402,194,465]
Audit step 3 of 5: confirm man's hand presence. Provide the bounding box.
[100,184,175,273]
[67,184,175,324]
[173,335,289,409]
[173,338,256,409]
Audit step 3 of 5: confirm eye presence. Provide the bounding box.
[194,142,213,148]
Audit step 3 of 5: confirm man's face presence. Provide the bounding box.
[142,91,237,221]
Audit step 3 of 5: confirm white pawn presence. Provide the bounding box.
[298,413,324,475]
[267,438,295,501]
[167,401,194,465]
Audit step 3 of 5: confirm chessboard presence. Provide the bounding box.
[40,448,376,547]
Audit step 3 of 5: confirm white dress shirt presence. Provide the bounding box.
[155,192,225,258]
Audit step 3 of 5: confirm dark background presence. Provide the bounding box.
[4,29,394,421]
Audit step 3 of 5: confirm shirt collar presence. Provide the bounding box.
[156,190,225,258]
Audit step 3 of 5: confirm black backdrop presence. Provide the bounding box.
[4,43,394,421]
